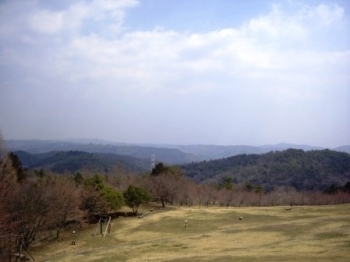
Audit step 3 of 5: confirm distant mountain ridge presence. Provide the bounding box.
[172,143,325,160]
[334,145,350,154]
[6,140,199,165]
[14,150,150,173]
[5,139,349,164]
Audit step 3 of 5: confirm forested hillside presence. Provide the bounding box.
[15,150,150,173]
[181,149,350,191]
[7,140,198,164]
[8,139,350,163]
[15,148,350,192]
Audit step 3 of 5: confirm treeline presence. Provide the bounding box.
[181,149,350,191]
[1,137,350,255]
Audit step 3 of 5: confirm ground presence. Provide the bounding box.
[33,204,350,262]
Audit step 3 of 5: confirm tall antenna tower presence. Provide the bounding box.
[151,150,155,171]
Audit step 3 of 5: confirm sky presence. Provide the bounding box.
[0,0,349,148]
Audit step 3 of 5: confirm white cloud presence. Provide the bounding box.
[247,4,306,40]
[1,1,346,84]
[29,10,65,34]
[305,3,344,26]
[0,0,349,146]
[0,0,138,38]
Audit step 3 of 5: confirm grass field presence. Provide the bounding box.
[33,204,350,262]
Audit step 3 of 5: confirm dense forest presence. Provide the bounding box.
[14,150,150,173]
[181,149,350,191]
[12,148,350,192]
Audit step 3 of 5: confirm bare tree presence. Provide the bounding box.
[148,174,175,207]
[175,179,194,206]
[217,188,235,208]
[201,184,218,207]
[45,177,82,239]
[0,134,18,233]
[147,163,183,207]
[108,166,138,191]
[7,180,51,247]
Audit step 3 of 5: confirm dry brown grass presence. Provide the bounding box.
[33,204,350,261]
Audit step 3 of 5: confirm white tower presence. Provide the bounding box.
[151,151,155,171]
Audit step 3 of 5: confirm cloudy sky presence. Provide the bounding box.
[0,0,349,147]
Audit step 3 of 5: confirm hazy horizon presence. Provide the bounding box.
[1,0,349,148]
[4,137,347,149]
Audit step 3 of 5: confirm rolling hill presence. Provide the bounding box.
[7,139,348,163]
[15,150,150,173]
[6,140,199,164]
[181,148,350,191]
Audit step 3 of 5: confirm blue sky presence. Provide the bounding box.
[0,0,349,147]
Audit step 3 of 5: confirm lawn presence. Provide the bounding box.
[33,204,350,261]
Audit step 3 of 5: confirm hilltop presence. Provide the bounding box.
[181,148,350,191]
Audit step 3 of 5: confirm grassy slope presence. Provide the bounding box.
[33,205,350,262]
